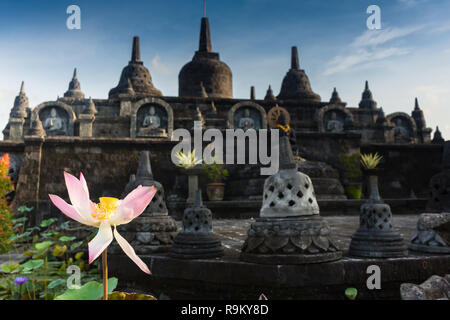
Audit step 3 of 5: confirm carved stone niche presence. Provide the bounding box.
[131,98,173,138]
[316,105,354,133]
[34,102,75,136]
[387,113,417,143]
[227,102,267,131]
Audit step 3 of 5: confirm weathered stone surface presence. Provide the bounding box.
[400,274,450,300]
[241,134,342,264]
[10,82,29,119]
[179,18,232,99]
[409,213,450,253]
[63,68,85,100]
[349,174,407,258]
[114,151,178,254]
[277,47,320,101]
[170,191,223,259]
[109,37,162,99]
[241,216,341,264]
[358,81,377,110]
[109,215,450,300]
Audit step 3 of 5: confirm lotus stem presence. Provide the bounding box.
[102,249,108,300]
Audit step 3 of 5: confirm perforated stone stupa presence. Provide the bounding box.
[118,151,177,253]
[240,129,341,264]
[170,190,223,259]
[349,170,407,258]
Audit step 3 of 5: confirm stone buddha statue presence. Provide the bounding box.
[394,119,409,139]
[326,112,344,133]
[238,108,255,131]
[138,106,167,137]
[43,108,65,135]
[143,106,160,129]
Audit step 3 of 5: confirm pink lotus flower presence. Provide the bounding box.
[49,172,156,274]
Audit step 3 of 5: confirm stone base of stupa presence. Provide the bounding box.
[240,216,342,264]
[117,215,178,254]
[349,200,408,258]
[349,230,407,258]
[169,232,224,259]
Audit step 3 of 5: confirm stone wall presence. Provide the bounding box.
[0,136,442,223]
[361,143,443,198]
[10,137,176,223]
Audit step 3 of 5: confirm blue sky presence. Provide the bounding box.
[0,0,449,138]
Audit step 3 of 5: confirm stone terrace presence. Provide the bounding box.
[111,214,450,300]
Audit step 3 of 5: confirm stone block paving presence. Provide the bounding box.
[175,215,419,258]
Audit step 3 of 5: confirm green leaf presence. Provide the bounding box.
[47,278,66,289]
[70,241,83,251]
[21,259,44,271]
[74,252,84,260]
[40,218,56,228]
[1,263,20,273]
[345,287,358,300]
[12,217,28,223]
[18,205,34,213]
[59,236,76,242]
[54,277,118,300]
[35,241,53,251]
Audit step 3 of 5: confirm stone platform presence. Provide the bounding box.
[110,215,450,300]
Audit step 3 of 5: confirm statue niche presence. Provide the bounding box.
[234,107,262,131]
[40,107,68,136]
[136,104,168,137]
[393,117,412,142]
[324,110,345,133]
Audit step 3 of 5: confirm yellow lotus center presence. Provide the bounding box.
[92,197,119,221]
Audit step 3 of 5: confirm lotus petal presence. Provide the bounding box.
[64,172,93,223]
[111,186,156,225]
[113,227,151,274]
[49,194,91,226]
[88,222,113,263]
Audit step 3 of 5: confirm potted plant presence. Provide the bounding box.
[360,152,383,201]
[174,149,203,203]
[203,159,229,201]
[338,152,363,199]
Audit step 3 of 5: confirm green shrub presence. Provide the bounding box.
[203,159,229,183]
[0,154,15,253]
[338,152,362,182]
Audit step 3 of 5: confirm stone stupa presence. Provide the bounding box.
[170,190,223,259]
[118,151,178,253]
[240,121,341,264]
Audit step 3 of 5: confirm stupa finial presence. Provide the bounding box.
[291,46,300,70]
[131,36,141,63]
[199,17,212,53]
[136,151,153,179]
[414,97,420,111]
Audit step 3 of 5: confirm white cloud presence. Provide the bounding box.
[325,26,422,75]
[431,23,450,34]
[151,54,172,75]
[351,26,424,48]
[398,0,429,7]
[324,47,410,75]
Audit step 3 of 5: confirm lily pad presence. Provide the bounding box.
[59,236,76,242]
[21,259,44,271]
[54,277,118,300]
